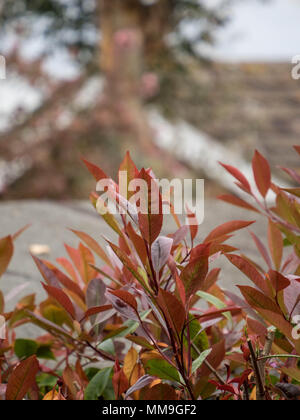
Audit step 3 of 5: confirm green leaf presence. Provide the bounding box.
[84,367,112,401]
[14,339,38,360]
[146,359,180,383]
[36,373,57,389]
[14,339,55,361]
[197,291,232,323]
[103,309,151,341]
[191,349,212,374]
[36,345,55,360]
[185,316,209,359]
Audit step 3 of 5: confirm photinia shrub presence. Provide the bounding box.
[0,148,300,400]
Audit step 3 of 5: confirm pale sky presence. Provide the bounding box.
[210,0,300,61]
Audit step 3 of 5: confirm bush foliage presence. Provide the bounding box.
[1,147,300,401]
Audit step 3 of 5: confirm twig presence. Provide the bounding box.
[247,339,265,401]
[85,341,115,362]
[258,354,300,361]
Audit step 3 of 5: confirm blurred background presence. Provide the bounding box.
[0,0,300,200]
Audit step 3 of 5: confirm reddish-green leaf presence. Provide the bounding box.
[181,255,209,300]
[95,196,124,237]
[56,257,80,284]
[168,257,186,306]
[200,340,225,377]
[141,383,178,400]
[137,169,163,245]
[226,254,269,295]
[294,145,300,156]
[81,305,113,322]
[112,361,129,399]
[258,309,294,341]
[70,229,112,267]
[219,163,251,193]
[0,236,13,278]
[202,268,221,292]
[79,243,96,283]
[41,260,85,302]
[107,241,149,290]
[238,286,281,314]
[6,355,39,400]
[32,256,60,288]
[268,270,290,294]
[81,158,108,181]
[204,220,254,243]
[126,222,148,265]
[106,289,138,320]
[157,288,186,336]
[119,151,138,199]
[252,150,271,198]
[42,284,76,319]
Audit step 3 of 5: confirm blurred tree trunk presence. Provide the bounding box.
[99,0,171,152]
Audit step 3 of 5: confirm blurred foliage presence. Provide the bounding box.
[0,0,230,70]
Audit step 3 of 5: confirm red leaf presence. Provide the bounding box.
[200,340,225,376]
[252,150,271,198]
[106,289,138,320]
[6,355,39,400]
[81,158,108,181]
[204,220,255,243]
[0,236,13,278]
[249,231,272,270]
[79,243,96,283]
[112,361,129,399]
[107,289,137,311]
[137,169,163,245]
[118,151,139,199]
[219,163,251,193]
[42,283,76,319]
[157,288,186,336]
[81,305,113,322]
[226,254,269,295]
[258,309,294,341]
[167,257,186,306]
[42,261,85,302]
[107,241,147,288]
[294,145,300,156]
[65,244,85,283]
[267,270,290,294]
[238,286,281,314]
[190,243,211,261]
[141,383,178,400]
[202,268,221,292]
[56,257,80,284]
[247,317,267,339]
[218,194,259,213]
[186,206,198,242]
[32,256,60,288]
[181,254,209,300]
[126,222,148,265]
[70,229,111,267]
